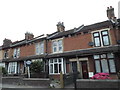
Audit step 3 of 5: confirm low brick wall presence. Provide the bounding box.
[2,77,50,87]
[2,77,22,85]
[76,79,120,89]
[23,78,50,87]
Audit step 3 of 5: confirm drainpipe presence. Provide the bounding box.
[45,39,49,77]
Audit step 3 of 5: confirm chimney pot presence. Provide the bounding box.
[107,6,115,20]
[110,6,112,9]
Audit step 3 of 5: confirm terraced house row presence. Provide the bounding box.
[0,6,120,79]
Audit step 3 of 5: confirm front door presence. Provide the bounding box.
[72,61,77,73]
[81,61,88,79]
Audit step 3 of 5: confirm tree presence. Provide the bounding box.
[30,60,44,73]
[0,66,7,75]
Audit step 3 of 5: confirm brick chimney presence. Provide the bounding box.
[107,6,115,20]
[3,38,12,47]
[25,32,34,40]
[56,22,65,32]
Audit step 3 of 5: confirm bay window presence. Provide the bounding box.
[94,53,116,73]
[8,62,17,74]
[49,58,66,74]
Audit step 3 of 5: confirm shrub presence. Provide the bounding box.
[91,73,111,79]
[30,60,44,73]
[0,66,7,75]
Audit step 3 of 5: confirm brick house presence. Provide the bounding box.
[46,6,120,79]
[0,46,5,67]
[1,6,120,79]
[1,32,47,75]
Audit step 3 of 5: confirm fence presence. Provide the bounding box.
[60,72,78,88]
[63,73,74,86]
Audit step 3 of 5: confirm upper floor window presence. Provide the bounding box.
[35,42,44,55]
[93,53,116,73]
[13,48,20,58]
[52,39,63,53]
[93,30,110,47]
[4,50,9,59]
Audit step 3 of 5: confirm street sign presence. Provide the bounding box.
[26,60,31,65]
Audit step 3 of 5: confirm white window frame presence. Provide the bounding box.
[92,28,111,47]
[8,62,17,74]
[35,41,44,55]
[52,38,63,53]
[13,48,20,58]
[49,58,66,75]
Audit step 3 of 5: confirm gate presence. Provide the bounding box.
[60,72,78,88]
[63,73,74,86]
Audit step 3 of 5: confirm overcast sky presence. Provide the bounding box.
[0,0,119,45]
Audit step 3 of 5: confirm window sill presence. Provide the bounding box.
[49,73,60,75]
[52,51,63,54]
[93,45,111,48]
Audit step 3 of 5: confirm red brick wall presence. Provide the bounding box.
[64,34,92,51]
[47,40,52,54]
[46,28,118,54]
[49,75,60,80]
[20,44,35,57]
[88,56,95,72]
[66,63,70,73]
[109,29,117,45]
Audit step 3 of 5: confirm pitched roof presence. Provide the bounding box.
[47,20,112,39]
[2,35,46,48]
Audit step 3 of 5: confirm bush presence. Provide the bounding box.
[30,60,44,73]
[0,66,7,75]
[91,73,111,79]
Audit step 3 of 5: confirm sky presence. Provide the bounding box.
[0,0,120,45]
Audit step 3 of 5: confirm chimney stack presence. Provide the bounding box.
[3,38,12,47]
[25,32,34,40]
[107,6,115,20]
[56,22,65,32]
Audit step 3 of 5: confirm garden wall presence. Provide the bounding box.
[2,76,50,88]
[76,79,120,89]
